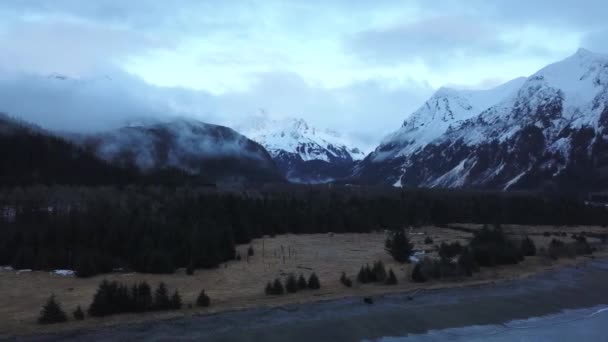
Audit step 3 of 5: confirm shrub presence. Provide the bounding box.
[411,263,426,283]
[438,242,463,260]
[340,272,353,287]
[458,247,479,276]
[308,273,321,290]
[197,290,211,307]
[548,239,572,259]
[72,305,85,321]
[247,246,255,257]
[424,236,434,245]
[521,236,536,256]
[285,274,298,293]
[385,230,414,263]
[38,295,68,324]
[297,274,308,290]
[385,269,398,285]
[470,226,523,266]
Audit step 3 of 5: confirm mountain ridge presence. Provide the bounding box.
[356,49,608,191]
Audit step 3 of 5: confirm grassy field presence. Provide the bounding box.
[0,225,605,337]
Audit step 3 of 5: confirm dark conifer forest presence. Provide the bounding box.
[1,184,606,276]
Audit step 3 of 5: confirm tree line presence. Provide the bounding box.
[1,186,606,276]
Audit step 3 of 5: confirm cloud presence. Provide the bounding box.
[0,18,173,75]
[0,69,432,150]
[348,15,513,65]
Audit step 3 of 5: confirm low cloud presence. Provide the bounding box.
[0,69,432,150]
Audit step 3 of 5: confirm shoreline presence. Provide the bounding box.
[12,253,606,341]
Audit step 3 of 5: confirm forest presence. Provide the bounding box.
[1,185,606,277]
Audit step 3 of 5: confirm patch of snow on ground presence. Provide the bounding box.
[52,269,75,276]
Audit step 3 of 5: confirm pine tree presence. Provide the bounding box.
[137,282,152,312]
[170,290,182,310]
[73,305,85,321]
[38,295,68,324]
[297,274,308,290]
[385,230,414,263]
[308,273,321,290]
[265,282,273,296]
[285,274,298,293]
[197,290,211,307]
[357,266,369,284]
[372,261,387,283]
[88,280,112,317]
[186,263,195,276]
[521,236,536,256]
[272,278,284,295]
[154,282,171,310]
[385,269,398,285]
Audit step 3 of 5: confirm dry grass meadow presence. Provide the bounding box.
[1,225,605,337]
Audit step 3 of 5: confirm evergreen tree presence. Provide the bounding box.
[385,269,398,285]
[372,261,387,282]
[186,263,195,276]
[357,266,369,284]
[297,274,308,290]
[285,274,298,293]
[272,278,284,295]
[137,282,153,312]
[170,290,182,310]
[38,295,68,324]
[521,236,537,256]
[88,280,113,317]
[73,305,85,321]
[308,273,321,290]
[154,282,171,310]
[385,230,414,263]
[265,282,273,296]
[196,290,211,307]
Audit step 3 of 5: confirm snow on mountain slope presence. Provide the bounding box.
[238,114,365,183]
[240,114,365,162]
[357,49,608,191]
[371,77,526,162]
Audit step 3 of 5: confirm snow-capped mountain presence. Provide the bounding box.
[356,48,608,191]
[76,118,283,184]
[239,114,365,183]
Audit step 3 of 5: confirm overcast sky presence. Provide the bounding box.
[0,0,606,149]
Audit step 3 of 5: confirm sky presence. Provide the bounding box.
[0,0,607,150]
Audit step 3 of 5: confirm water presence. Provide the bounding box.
[377,306,608,341]
[25,259,608,341]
